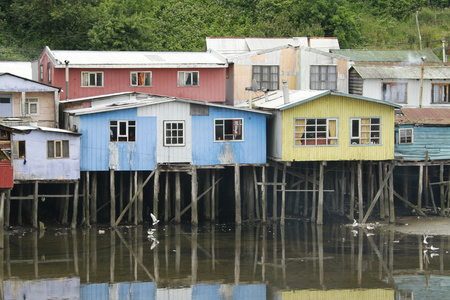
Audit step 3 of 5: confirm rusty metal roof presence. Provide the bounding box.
[352,65,450,79]
[331,49,442,63]
[397,108,450,125]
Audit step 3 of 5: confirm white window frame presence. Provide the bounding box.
[382,82,407,103]
[252,65,279,90]
[350,117,381,145]
[399,128,413,144]
[177,71,199,87]
[110,120,136,142]
[39,64,44,81]
[163,121,185,147]
[47,140,69,159]
[81,71,104,87]
[25,98,39,116]
[432,83,449,103]
[47,62,52,84]
[310,65,337,90]
[214,118,243,141]
[294,118,338,146]
[130,71,152,87]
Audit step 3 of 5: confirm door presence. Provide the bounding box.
[0,94,12,117]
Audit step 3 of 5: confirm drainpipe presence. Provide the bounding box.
[65,60,70,100]
[282,79,290,104]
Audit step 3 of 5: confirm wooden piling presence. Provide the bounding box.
[389,163,395,223]
[61,183,69,225]
[0,191,5,249]
[4,190,10,227]
[138,172,143,224]
[175,172,181,223]
[440,163,445,215]
[204,170,211,221]
[357,161,363,224]
[272,163,278,221]
[211,170,216,221]
[281,163,287,226]
[418,165,423,210]
[235,163,241,225]
[71,181,79,229]
[91,172,97,224]
[164,172,170,222]
[191,165,198,225]
[303,164,308,217]
[32,181,38,229]
[311,163,317,223]
[134,171,138,225]
[18,185,23,226]
[110,169,115,227]
[253,167,260,220]
[261,166,267,223]
[85,171,90,227]
[350,162,355,221]
[317,162,325,225]
[153,168,160,218]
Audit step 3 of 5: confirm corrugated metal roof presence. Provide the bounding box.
[206,37,339,57]
[250,90,401,110]
[10,125,81,135]
[0,73,60,92]
[331,49,442,63]
[48,48,227,68]
[397,108,450,125]
[0,62,33,79]
[353,65,450,79]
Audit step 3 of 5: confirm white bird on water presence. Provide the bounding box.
[423,232,429,244]
[151,213,160,225]
[430,245,439,251]
[352,219,358,227]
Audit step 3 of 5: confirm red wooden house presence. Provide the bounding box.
[37,47,227,102]
[0,125,24,189]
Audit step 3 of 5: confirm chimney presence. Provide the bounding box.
[282,79,290,104]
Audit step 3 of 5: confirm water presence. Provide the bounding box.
[1,222,449,299]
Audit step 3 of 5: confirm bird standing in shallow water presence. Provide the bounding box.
[151,213,159,225]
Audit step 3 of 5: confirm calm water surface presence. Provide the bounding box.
[1,222,449,299]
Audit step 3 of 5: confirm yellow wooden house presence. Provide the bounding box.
[252,88,401,162]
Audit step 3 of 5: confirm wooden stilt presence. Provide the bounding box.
[378,162,384,219]
[110,169,116,227]
[128,173,132,222]
[204,170,211,221]
[425,151,429,207]
[91,172,97,224]
[86,171,90,227]
[317,162,325,225]
[71,181,79,229]
[311,163,317,223]
[272,163,278,221]
[119,172,124,218]
[165,172,170,222]
[153,168,160,218]
[5,190,10,227]
[253,167,260,220]
[281,163,287,226]
[302,164,308,217]
[235,163,241,225]
[418,165,423,210]
[32,181,38,229]
[61,184,69,225]
[175,172,181,223]
[357,161,363,224]
[389,163,395,223]
[402,166,408,207]
[134,171,138,225]
[211,170,216,222]
[191,165,198,225]
[349,162,355,220]
[18,185,23,226]
[138,172,143,224]
[0,192,5,249]
[261,166,267,223]
[245,168,255,221]
[339,166,345,215]
[383,163,389,218]
[440,163,445,216]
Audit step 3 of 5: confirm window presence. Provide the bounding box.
[399,128,413,144]
[47,62,51,84]
[82,71,103,87]
[0,97,10,104]
[215,119,243,141]
[40,64,44,81]
[25,98,39,115]
[12,140,26,159]
[47,140,69,158]
[382,83,407,103]
[110,120,136,142]
[164,121,185,146]
[294,118,338,146]
[178,71,199,87]
[310,65,337,90]
[252,65,279,90]
[350,117,381,145]
[131,71,152,86]
[432,83,449,103]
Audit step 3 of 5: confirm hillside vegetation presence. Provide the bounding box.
[0,0,449,61]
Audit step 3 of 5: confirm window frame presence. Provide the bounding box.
[47,62,52,84]
[399,128,413,144]
[12,140,26,159]
[163,120,185,147]
[350,117,381,145]
[39,64,44,81]
[47,140,69,159]
[81,71,104,87]
[310,65,337,91]
[177,71,199,87]
[25,98,39,116]
[431,83,450,104]
[214,118,244,141]
[382,82,408,103]
[294,118,339,146]
[109,120,136,142]
[252,65,279,91]
[130,71,152,87]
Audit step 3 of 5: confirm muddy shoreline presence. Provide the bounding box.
[388,216,450,236]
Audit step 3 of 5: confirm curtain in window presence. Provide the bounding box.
[398,84,407,103]
[328,119,337,145]
[361,118,370,144]
[294,119,306,145]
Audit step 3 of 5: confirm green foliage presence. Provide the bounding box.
[0,0,448,59]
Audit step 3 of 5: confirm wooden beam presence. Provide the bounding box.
[393,190,426,216]
[317,162,325,225]
[71,181,79,229]
[110,169,115,227]
[191,165,198,225]
[235,163,241,225]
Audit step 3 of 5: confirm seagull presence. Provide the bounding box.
[351,230,358,237]
[366,225,374,230]
[150,213,159,225]
[430,245,439,251]
[431,253,440,258]
[352,219,358,227]
[423,232,429,244]
[149,236,159,250]
[147,228,156,235]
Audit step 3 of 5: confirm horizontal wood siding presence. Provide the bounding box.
[282,94,395,161]
[192,107,267,165]
[80,108,157,171]
[61,68,226,102]
[13,130,80,180]
[349,68,363,95]
[395,125,450,160]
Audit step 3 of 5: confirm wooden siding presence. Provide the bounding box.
[13,130,80,180]
[11,92,56,127]
[282,289,394,299]
[395,125,450,160]
[281,94,396,161]
[349,68,363,95]
[192,106,267,165]
[79,108,157,171]
[53,68,226,102]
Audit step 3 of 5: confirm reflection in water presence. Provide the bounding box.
[1,222,449,299]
